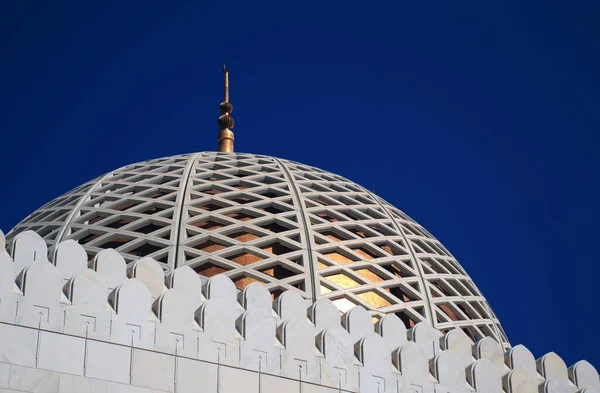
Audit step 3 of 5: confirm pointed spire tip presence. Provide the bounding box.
[218,63,234,153]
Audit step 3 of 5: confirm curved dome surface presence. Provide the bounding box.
[6,152,508,347]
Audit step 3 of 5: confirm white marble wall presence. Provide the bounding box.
[0,230,598,393]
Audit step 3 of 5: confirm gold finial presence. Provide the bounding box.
[218,62,234,152]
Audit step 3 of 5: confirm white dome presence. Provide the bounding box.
[6,151,508,347]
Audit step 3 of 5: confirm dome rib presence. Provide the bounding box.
[363,190,436,325]
[274,157,319,303]
[172,153,203,270]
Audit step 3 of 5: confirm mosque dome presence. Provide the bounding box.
[5,151,509,348]
[3,64,598,393]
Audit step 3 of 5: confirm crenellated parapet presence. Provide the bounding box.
[0,229,597,393]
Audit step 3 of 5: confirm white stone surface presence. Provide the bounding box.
[408,321,441,359]
[110,279,152,324]
[542,377,577,393]
[58,373,107,393]
[131,349,174,392]
[219,365,258,393]
[394,342,429,385]
[65,270,108,308]
[277,296,320,384]
[301,383,339,393]
[237,307,280,374]
[261,374,299,393]
[129,257,165,301]
[0,362,9,389]
[175,358,217,393]
[15,295,65,332]
[569,360,600,389]
[108,278,155,348]
[342,306,373,342]
[38,332,85,376]
[506,344,537,376]
[274,290,306,322]
[503,369,538,393]
[442,328,473,368]
[17,260,62,303]
[580,387,600,393]
[109,314,155,349]
[240,282,271,311]
[0,251,15,299]
[92,249,126,290]
[538,353,569,381]
[153,288,195,328]
[316,325,358,391]
[474,337,505,374]
[309,299,340,331]
[63,305,112,341]
[0,292,18,325]
[0,324,37,367]
[196,297,240,366]
[376,314,407,352]
[468,359,502,393]
[106,381,153,393]
[52,240,87,282]
[11,231,47,275]
[165,265,204,311]
[203,274,236,304]
[9,364,60,393]
[84,340,131,384]
[357,333,394,393]
[154,325,197,357]
[431,350,465,390]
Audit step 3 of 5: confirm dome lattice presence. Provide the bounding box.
[6,152,508,347]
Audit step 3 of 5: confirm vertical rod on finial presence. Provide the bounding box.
[218,62,235,152]
[223,63,229,102]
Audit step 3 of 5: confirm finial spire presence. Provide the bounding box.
[218,62,235,153]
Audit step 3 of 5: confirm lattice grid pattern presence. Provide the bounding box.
[6,152,508,347]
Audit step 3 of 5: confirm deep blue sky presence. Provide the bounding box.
[1,2,599,367]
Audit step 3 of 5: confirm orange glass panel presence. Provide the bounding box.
[439,304,459,321]
[355,269,385,283]
[195,263,227,277]
[230,232,260,242]
[233,276,265,290]
[318,213,339,222]
[381,245,393,255]
[324,252,353,264]
[262,242,294,256]
[227,212,255,221]
[324,232,343,242]
[353,249,373,260]
[357,291,391,308]
[388,264,403,278]
[194,240,227,253]
[262,267,275,276]
[195,220,223,231]
[232,252,263,266]
[326,273,360,288]
[204,188,222,195]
